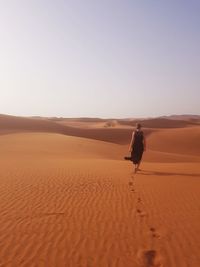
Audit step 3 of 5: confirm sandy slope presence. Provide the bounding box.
[147,127,200,156]
[0,114,134,144]
[0,116,200,266]
[131,162,200,267]
[56,119,132,129]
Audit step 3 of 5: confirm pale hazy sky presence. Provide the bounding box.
[0,0,200,118]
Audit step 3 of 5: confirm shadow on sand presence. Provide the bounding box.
[139,170,200,178]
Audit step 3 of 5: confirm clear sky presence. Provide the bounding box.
[0,0,200,118]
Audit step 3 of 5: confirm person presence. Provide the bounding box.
[128,123,146,173]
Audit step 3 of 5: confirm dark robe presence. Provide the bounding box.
[131,130,144,164]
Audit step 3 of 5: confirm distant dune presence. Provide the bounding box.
[119,117,198,128]
[1,114,200,151]
[0,114,146,144]
[0,114,66,134]
[160,114,200,121]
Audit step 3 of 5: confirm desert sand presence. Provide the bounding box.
[0,115,200,267]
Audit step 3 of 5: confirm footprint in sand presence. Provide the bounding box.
[137,249,163,267]
[136,209,147,217]
[149,227,161,239]
[128,181,135,192]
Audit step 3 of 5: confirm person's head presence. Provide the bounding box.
[136,123,142,130]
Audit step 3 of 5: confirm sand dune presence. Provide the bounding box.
[0,114,133,144]
[0,133,125,161]
[58,117,199,129]
[0,114,67,135]
[3,115,199,149]
[0,115,200,266]
[147,126,200,156]
[57,119,132,129]
[160,114,200,122]
[119,117,198,128]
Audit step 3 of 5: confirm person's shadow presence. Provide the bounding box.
[139,170,200,178]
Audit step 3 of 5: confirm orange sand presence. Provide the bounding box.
[0,115,200,266]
